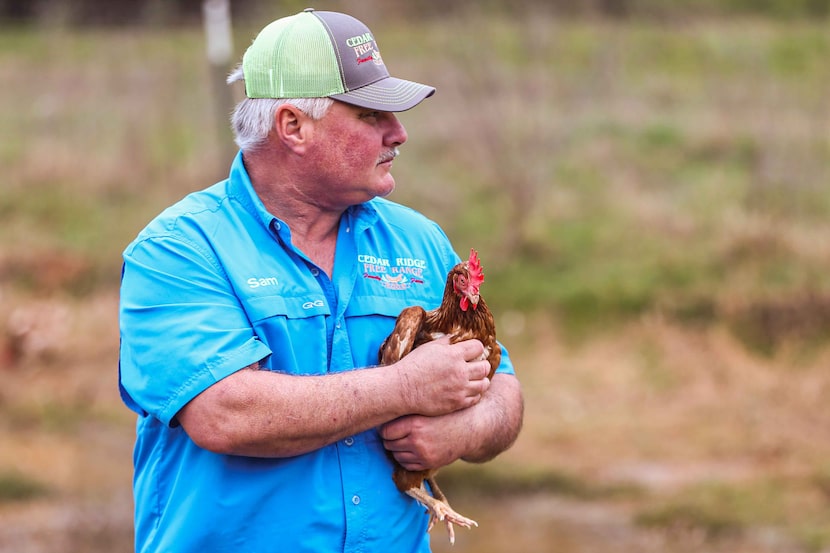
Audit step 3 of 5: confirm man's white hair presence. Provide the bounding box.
[226,65,333,152]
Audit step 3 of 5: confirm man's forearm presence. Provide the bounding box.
[179,364,411,457]
[459,373,524,463]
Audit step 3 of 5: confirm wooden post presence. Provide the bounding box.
[202,0,235,165]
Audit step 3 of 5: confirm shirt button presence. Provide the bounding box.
[310,268,319,276]
[344,437,354,446]
[352,495,360,505]
[335,321,342,329]
[274,222,281,230]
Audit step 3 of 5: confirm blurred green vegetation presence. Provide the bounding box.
[1,0,828,27]
[635,474,830,550]
[1,13,829,355]
[0,471,52,503]
[441,462,645,500]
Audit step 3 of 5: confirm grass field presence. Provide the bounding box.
[1,9,829,552]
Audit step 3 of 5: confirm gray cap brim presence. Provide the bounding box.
[329,76,436,112]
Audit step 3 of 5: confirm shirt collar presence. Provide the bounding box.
[227,151,276,231]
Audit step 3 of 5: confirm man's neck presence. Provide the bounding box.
[244,151,342,276]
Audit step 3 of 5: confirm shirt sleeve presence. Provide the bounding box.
[119,234,271,426]
[495,343,515,375]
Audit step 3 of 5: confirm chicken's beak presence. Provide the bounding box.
[468,293,480,308]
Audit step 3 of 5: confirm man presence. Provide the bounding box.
[119,9,523,553]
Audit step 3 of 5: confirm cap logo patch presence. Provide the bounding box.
[346,32,374,47]
[357,51,383,65]
[347,32,384,67]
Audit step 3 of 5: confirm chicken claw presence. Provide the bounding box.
[406,480,478,545]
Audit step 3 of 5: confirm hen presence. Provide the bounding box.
[378,248,500,544]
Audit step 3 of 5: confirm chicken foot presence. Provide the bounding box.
[406,477,478,545]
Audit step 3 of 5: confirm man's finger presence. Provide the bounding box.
[380,419,410,441]
[383,439,408,453]
[456,339,484,361]
[469,360,489,380]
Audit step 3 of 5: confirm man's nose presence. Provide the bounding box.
[384,113,408,147]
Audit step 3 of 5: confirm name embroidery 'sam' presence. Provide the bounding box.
[359,254,426,290]
[247,276,279,289]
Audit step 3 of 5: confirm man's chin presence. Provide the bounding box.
[374,177,396,198]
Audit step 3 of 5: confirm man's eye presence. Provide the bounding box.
[361,111,380,120]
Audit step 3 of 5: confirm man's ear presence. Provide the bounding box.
[274,104,312,153]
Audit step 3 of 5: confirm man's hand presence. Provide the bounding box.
[381,373,523,471]
[393,338,491,417]
[380,413,464,471]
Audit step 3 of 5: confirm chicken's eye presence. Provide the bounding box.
[458,277,466,286]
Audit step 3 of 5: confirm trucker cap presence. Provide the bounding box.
[241,8,436,112]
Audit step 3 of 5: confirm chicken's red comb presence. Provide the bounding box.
[467,248,485,288]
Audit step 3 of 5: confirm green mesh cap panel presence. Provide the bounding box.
[242,12,345,99]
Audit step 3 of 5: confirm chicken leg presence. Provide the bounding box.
[406,477,478,545]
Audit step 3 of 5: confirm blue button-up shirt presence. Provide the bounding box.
[119,152,514,553]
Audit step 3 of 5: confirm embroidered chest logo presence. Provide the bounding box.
[358,254,426,290]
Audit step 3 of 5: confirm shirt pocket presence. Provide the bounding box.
[344,295,430,368]
[245,295,331,374]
